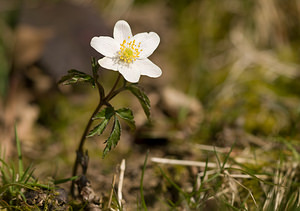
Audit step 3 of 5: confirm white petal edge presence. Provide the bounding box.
[91,36,119,57]
[113,20,133,43]
[134,59,162,78]
[118,64,141,83]
[98,57,119,71]
[132,32,148,43]
[134,32,160,58]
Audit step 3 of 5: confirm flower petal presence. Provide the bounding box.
[113,20,133,43]
[131,32,148,43]
[98,57,119,71]
[134,32,160,58]
[118,64,141,83]
[91,36,119,57]
[135,59,162,78]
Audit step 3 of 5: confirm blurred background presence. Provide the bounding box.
[1,0,300,208]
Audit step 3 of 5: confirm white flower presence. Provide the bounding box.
[90,20,162,83]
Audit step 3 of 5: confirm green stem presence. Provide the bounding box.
[70,73,122,197]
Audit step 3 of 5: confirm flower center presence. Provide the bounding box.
[118,37,142,63]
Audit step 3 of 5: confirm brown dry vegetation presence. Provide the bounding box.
[1,0,300,210]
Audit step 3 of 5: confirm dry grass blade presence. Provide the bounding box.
[117,159,125,209]
[263,162,299,211]
[207,188,231,201]
[224,170,258,208]
[151,157,233,168]
[194,144,231,153]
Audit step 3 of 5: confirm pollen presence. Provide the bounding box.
[118,38,142,63]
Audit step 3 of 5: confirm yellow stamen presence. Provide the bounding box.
[119,38,142,63]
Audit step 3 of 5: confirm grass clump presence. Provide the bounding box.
[0,127,69,210]
[150,141,300,211]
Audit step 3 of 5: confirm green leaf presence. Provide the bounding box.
[93,106,115,120]
[87,107,115,137]
[102,116,121,158]
[58,69,95,87]
[116,108,136,130]
[87,119,110,137]
[126,84,151,120]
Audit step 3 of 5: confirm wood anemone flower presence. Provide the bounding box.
[91,20,162,83]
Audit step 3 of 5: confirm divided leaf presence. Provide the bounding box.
[87,107,115,137]
[87,119,110,137]
[58,69,95,87]
[116,108,136,130]
[126,84,151,120]
[102,116,121,158]
[93,106,115,120]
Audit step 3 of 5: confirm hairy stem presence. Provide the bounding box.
[70,73,122,197]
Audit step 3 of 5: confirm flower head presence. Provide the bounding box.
[90,20,162,83]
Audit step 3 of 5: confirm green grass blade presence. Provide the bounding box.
[283,140,300,161]
[0,158,10,169]
[285,190,298,210]
[221,199,240,210]
[23,167,35,184]
[0,169,9,184]
[15,125,23,176]
[226,167,277,186]
[202,172,221,184]
[113,188,123,211]
[140,150,148,211]
[54,175,79,185]
[11,164,16,183]
[0,182,35,196]
[203,157,209,177]
[159,167,188,198]
[20,163,34,183]
[213,146,222,169]
[221,142,235,169]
